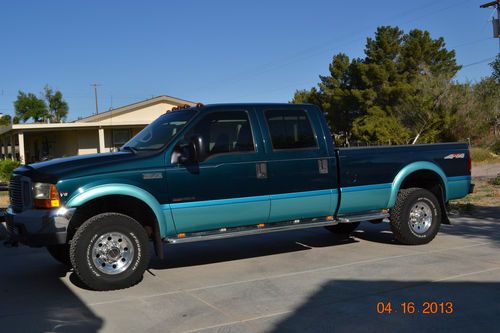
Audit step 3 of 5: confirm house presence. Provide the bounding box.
[0,95,195,164]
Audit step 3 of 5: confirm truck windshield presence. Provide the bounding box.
[121,109,197,152]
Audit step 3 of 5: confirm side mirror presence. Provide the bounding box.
[178,134,205,164]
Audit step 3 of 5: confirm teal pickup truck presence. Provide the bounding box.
[5,103,472,290]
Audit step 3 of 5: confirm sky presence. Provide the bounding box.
[0,0,498,121]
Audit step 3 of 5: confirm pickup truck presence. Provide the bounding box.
[5,103,473,290]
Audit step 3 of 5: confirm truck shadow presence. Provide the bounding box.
[268,279,500,332]
[150,229,358,269]
[0,247,103,333]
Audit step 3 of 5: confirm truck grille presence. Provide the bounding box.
[9,176,31,212]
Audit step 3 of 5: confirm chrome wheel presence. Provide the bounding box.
[409,201,433,234]
[91,232,134,275]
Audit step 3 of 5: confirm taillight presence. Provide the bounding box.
[467,150,472,174]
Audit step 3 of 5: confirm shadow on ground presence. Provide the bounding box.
[270,279,500,332]
[151,229,358,269]
[0,247,103,332]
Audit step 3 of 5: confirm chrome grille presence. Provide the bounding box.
[9,175,30,212]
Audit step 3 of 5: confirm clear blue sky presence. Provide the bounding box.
[0,0,498,120]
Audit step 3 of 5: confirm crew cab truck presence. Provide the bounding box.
[5,103,473,290]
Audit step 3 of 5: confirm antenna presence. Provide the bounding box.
[90,83,101,114]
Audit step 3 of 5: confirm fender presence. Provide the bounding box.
[65,183,173,237]
[388,161,448,208]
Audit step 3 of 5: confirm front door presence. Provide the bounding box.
[165,107,270,233]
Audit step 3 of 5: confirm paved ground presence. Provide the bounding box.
[1,207,499,333]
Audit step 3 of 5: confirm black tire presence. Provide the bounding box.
[390,188,441,245]
[46,244,71,267]
[325,222,360,234]
[70,213,150,291]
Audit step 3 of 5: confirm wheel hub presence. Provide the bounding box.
[409,201,433,234]
[92,232,134,275]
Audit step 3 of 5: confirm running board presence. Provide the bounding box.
[165,218,338,244]
[337,212,389,223]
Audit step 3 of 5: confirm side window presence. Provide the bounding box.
[265,110,317,150]
[185,111,255,161]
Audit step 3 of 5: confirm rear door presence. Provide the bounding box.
[166,106,270,233]
[257,105,338,223]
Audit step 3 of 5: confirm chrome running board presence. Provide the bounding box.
[165,218,338,244]
[337,212,389,223]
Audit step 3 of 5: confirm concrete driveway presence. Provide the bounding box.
[1,207,499,333]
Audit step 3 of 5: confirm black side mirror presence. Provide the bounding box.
[178,134,205,164]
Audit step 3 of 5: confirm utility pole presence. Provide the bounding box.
[90,83,101,114]
[480,1,500,40]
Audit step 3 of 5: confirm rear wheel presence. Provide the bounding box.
[390,188,441,245]
[325,222,360,234]
[46,244,71,267]
[70,213,150,291]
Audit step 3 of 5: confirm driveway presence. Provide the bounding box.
[1,207,499,332]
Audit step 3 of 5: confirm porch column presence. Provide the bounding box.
[10,134,14,160]
[1,136,5,159]
[18,132,25,164]
[98,128,105,153]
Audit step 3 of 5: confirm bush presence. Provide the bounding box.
[491,174,500,186]
[470,147,494,162]
[491,140,500,155]
[0,160,20,182]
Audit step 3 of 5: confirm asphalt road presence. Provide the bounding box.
[1,207,499,333]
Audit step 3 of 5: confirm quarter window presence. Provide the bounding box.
[185,111,255,160]
[265,110,317,150]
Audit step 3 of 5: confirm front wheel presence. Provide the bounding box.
[390,188,441,245]
[70,213,150,291]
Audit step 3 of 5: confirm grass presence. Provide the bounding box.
[470,147,500,164]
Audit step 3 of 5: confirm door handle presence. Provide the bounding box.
[318,159,328,174]
[256,162,267,179]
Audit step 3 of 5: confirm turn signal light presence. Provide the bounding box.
[34,184,60,209]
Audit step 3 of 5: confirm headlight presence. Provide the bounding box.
[33,182,60,208]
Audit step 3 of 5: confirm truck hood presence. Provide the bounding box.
[13,152,151,183]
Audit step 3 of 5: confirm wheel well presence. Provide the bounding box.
[399,170,445,200]
[67,195,158,242]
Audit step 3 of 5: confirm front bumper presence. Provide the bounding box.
[5,207,75,247]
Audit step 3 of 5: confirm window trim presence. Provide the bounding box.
[263,109,320,152]
[182,109,258,163]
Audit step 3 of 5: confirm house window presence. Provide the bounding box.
[112,129,131,148]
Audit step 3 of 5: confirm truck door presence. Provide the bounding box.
[258,105,338,222]
[165,107,270,233]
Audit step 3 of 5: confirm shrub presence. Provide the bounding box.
[470,147,494,162]
[491,140,500,155]
[491,174,500,186]
[0,160,20,182]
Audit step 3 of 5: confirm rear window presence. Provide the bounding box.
[265,110,317,150]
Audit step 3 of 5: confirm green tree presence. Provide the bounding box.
[490,54,500,83]
[44,85,69,122]
[292,26,460,144]
[0,114,12,127]
[14,91,48,123]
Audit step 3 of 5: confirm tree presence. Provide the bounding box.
[14,91,48,123]
[292,26,461,144]
[490,54,500,83]
[44,85,68,122]
[0,114,11,127]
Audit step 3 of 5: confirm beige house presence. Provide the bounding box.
[0,95,195,164]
